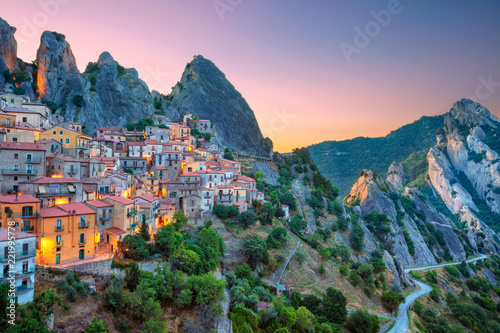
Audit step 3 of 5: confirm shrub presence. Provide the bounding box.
[339,266,349,277]
[72,94,84,107]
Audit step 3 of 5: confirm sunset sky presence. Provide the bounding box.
[4,0,500,152]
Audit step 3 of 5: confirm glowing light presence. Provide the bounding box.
[40,237,56,263]
[94,232,100,243]
[55,198,69,205]
[51,175,63,178]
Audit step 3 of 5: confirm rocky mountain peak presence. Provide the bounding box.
[97,51,115,66]
[170,55,270,157]
[36,30,82,103]
[0,17,18,71]
[445,99,500,135]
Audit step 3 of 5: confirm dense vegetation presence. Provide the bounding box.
[308,115,444,195]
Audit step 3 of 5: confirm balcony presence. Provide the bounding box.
[100,215,111,221]
[127,210,137,217]
[37,188,74,197]
[203,194,213,199]
[11,211,39,218]
[78,222,89,229]
[16,284,34,294]
[127,223,137,230]
[2,169,38,175]
[26,158,43,164]
[55,225,64,232]
[0,249,36,261]
[21,225,34,232]
[78,143,91,149]
[79,239,86,245]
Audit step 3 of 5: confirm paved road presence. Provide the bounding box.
[387,254,488,333]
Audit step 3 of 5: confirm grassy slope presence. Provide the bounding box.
[308,115,444,196]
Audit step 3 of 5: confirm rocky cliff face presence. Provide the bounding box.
[0,18,18,72]
[36,31,83,103]
[170,55,269,157]
[62,52,155,133]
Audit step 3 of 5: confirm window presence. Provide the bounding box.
[22,261,28,273]
[22,206,33,217]
[14,154,18,159]
[59,131,63,135]
[79,234,85,244]
[26,165,33,174]
[56,235,61,245]
[56,254,60,265]
[26,154,32,162]
[22,117,27,123]
[65,139,69,144]
[12,138,17,142]
[5,119,9,126]
[80,216,87,228]
[56,219,62,230]
[60,139,62,144]
[13,177,17,181]
[53,130,56,135]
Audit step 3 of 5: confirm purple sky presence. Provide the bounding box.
[4,0,500,152]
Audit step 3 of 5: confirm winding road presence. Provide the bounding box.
[387,254,488,333]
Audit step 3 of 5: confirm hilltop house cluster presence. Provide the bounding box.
[0,92,264,303]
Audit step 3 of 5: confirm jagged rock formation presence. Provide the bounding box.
[170,55,269,157]
[387,162,404,190]
[0,18,18,72]
[63,51,155,133]
[36,31,83,103]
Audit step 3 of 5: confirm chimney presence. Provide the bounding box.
[14,193,18,201]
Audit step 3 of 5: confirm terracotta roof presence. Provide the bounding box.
[104,196,134,205]
[179,172,200,177]
[57,203,97,215]
[136,194,158,202]
[145,139,160,144]
[0,142,46,151]
[104,227,126,235]
[0,194,39,204]
[137,202,151,209]
[85,200,113,208]
[39,207,67,218]
[27,177,81,184]
[128,142,146,146]
[0,227,36,241]
[160,179,183,184]
[238,175,255,182]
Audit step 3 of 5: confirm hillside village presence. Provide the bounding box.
[0,90,279,305]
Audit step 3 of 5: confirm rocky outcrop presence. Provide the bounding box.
[387,162,404,190]
[36,31,83,103]
[63,52,155,133]
[0,18,18,71]
[170,55,269,157]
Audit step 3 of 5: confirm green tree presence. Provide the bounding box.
[290,214,306,234]
[255,170,264,182]
[85,315,109,333]
[138,219,150,242]
[350,221,365,251]
[346,310,380,333]
[172,210,188,231]
[294,306,314,332]
[7,318,50,333]
[381,291,405,313]
[213,204,228,219]
[279,192,297,211]
[337,216,349,231]
[224,148,234,160]
[118,235,149,260]
[242,234,269,269]
[72,94,84,108]
[321,287,348,325]
[141,318,167,333]
[172,246,200,274]
[238,211,256,229]
[290,291,302,309]
[259,202,275,225]
[125,262,141,292]
[154,225,182,257]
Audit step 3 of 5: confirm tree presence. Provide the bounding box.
[199,227,222,258]
[118,235,149,260]
[213,204,228,219]
[255,171,264,182]
[141,318,167,333]
[172,210,188,231]
[259,202,275,225]
[154,225,182,257]
[85,315,109,333]
[275,206,286,218]
[321,287,348,325]
[294,306,314,332]
[290,214,306,234]
[350,222,365,251]
[242,234,269,269]
[72,94,84,108]
[337,216,349,231]
[290,291,302,309]
[30,288,64,323]
[172,246,200,274]
[279,192,297,211]
[346,310,380,333]
[238,211,256,229]
[7,318,50,333]
[224,148,234,160]
[381,291,405,313]
[268,227,288,248]
[125,262,141,292]
[138,219,150,242]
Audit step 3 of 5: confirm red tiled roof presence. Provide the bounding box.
[39,207,67,218]
[0,194,39,204]
[29,177,81,184]
[179,172,200,177]
[85,200,113,208]
[105,196,134,205]
[104,227,126,235]
[57,203,96,215]
[136,194,158,202]
[0,142,46,151]
[0,227,36,241]
[160,179,183,184]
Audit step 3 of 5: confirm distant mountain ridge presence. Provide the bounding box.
[309,115,445,195]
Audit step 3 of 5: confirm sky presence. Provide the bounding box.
[3,0,500,152]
